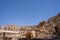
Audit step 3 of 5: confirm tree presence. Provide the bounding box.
[25,32,32,38]
[38,21,47,28]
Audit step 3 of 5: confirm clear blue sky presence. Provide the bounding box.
[0,0,60,26]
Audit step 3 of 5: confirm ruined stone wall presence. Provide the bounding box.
[3,25,19,31]
[47,13,60,33]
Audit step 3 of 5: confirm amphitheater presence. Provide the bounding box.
[0,13,60,40]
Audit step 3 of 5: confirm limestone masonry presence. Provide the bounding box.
[0,13,60,40]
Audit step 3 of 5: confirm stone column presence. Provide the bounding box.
[3,33,5,40]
